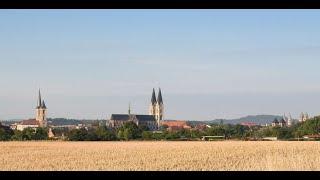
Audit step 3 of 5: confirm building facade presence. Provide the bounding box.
[149,88,164,129]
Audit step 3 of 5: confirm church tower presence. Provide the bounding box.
[36,89,47,127]
[287,113,292,127]
[149,88,157,116]
[155,88,164,129]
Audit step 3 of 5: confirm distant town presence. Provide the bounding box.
[0,88,319,141]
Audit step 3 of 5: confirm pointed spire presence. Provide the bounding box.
[37,89,42,108]
[151,88,157,105]
[42,100,47,109]
[157,88,163,104]
[128,102,131,115]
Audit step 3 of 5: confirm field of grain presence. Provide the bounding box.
[0,141,319,171]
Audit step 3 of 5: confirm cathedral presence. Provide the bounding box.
[149,88,164,129]
[16,90,48,131]
[108,88,164,130]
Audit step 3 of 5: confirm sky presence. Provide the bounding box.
[1,10,320,120]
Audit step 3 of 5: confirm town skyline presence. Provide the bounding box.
[0,88,317,121]
[1,10,320,120]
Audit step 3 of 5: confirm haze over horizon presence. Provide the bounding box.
[1,10,320,120]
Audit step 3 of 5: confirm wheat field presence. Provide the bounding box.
[0,141,319,171]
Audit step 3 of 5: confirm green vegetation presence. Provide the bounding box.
[0,123,14,140]
[10,127,48,140]
[1,116,320,141]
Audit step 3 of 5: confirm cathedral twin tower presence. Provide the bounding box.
[36,89,47,127]
[149,88,164,128]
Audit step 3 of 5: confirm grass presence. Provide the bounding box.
[0,141,319,171]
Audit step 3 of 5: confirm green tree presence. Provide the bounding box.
[164,131,179,140]
[85,129,98,141]
[68,128,88,141]
[11,130,23,140]
[22,128,35,140]
[139,125,149,132]
[232,124,250,139]
[117,122,141,140]
[298,116,320,135]
[117,130,124,140]
[0,125,13,141]
[190,129,201,139]
[151,132,164,140]
[142,131,153,140]
[95,126,116,141]
[205,125,225,136]
[177,129,191,139]
[0,128,9,141]
[34,128,48,140]
[123,128,133,140]
[52,127,69,137]
[277,127,293,139]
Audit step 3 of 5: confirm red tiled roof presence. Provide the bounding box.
[20,119,39,125]
[162,120,188,127]
[304,134,320,138]
[240,122,257,127]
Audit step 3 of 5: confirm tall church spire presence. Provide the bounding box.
[42,100,47,109]
[35,89,47,128]
[157,88,163,104]
[154,88,164,130]
[151,88,157,105]
[37,89,42,108]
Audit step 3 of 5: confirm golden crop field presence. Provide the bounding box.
[0,141,319,171]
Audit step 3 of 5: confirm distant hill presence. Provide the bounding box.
[48,118,82,126]
[47,118,107,126]
[227,115,283,125]
[188,115,282,126]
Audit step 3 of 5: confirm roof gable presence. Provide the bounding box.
[110,114,155,122]
[20,119,39,125]
[135,115,156,122]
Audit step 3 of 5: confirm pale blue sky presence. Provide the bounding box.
[1,10,320,120]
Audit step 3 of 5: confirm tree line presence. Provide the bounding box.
[1,116,320,141]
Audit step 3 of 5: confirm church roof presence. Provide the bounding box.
[110,114,131,121]
[135,115,156,122]
[110,114,155,122]
[272,118,279,124]
[20,119,39,125]
[280,118,286,124]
